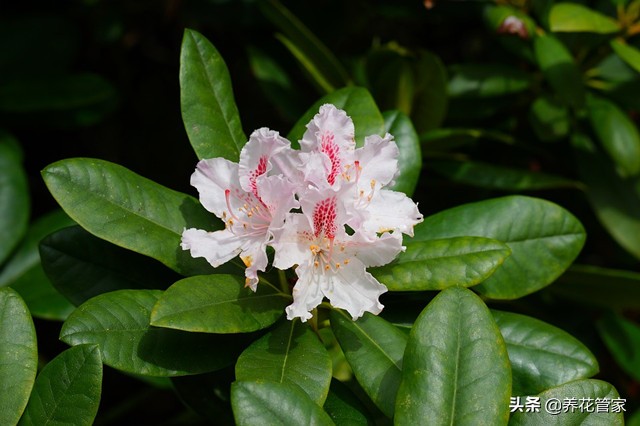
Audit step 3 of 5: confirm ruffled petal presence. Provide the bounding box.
[358,189,423,237]
[285,263,325,322]
[355,133,399,189]
[238,128,291,197]
[181,228,242,267]
[272,213,313,271]
[256,174,299,228]
[240,241,270,292]
[344,231,405,267]
[190,158,240,218]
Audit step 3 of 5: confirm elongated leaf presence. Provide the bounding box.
[287,87,384,147]
[420,127,515,152]
[395,287,511,425]
[371,237,511,291]
[0,288,37,426]
[60,290,239,376]
[235,320,332,405]
[259,0,349,93]
[413,196,586,299]
[0,132,29,266]
[330,310,406,418]
[587,94,640,177]
[19,345,102,426]
[509,380,624,425]
[40,225,179,306]
[492,310,598,396]
[448,63,532,98]
[529,95,570,142]
[430,159,579,191]
[597,312,640,382]
[534,34,585,108]
[42,158,217,276]
[550,3,620,34]
[611,39,640,73]
[323,379,374,425]
[180,29,246,161]
[383,110,421,196]
[411,50,449,132]
[151,275,288,334]
[231,381,334,426]
[572,133,640,260]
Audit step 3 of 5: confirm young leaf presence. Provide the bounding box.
[492,310,599,396]
[0,131,29,266]
[447,63,532,98]
[534,34,585,108]
[550,3,620,34]
[413,196,586,299]
[42,158,217,276]
[330,310,407,418]
[19,345,102,426]
[60,290,239,376]
[395,287,511,425]
[370,237,511,291]
[287,87,384,147]
[383,110,421,196]
[235,320,332,405]
[587,94,640,177]
[597,312,640,382]
[323,379,375,425]
[231,381,335,426]
[180,29,246,161]
[509,380,624,425]
[0,288,37,426]
[611,39,640,73]
[151,275,288,334]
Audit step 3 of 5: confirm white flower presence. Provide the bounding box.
[181,128,297,290]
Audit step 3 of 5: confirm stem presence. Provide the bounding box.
[278,269,290,294]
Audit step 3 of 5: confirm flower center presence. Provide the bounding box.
[312,196,337,239]
[248,155,268,201]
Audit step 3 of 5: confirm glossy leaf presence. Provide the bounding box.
[180,28,246,161]
[430,159,579,191]
[572,133,640,260]
[323,379,374,425]
[231,381,334,426]
[371,237,511,291]
[509,380,624,425]
[448,63,531,98]
[60,290,239,376]
[534,34,585,108]
[235,320,332,404]
[19,345,102,426]
[40,225,179,307]
[259,0,349,94]
[42,158,217,276]
[492,310,598,396]
[597,312,640,381]
[413,196,586,299]
[287,87,384,147]
[550,3,620,34]
[383,110,421,196]
[151,275,287,334]
[330,310,407,418]
[0,288,37,426]
[395,287,511,425]
[611,39,640,73]
[529,95,570,142]
[587,94,640,177]
[0,132,29,266]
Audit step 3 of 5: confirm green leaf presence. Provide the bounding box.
[429,159,580,191]
[395,287,511,425]
[411,50,449,132]
[330,310,406,418]
[0,288,37,426]
[492,310,599,396]
[550,3,620,34]
[420,127,515,152]
[611,39,640,73]
[19,345,102,426]
[597,312,640,382]
[529,95,570,142]
[587,93,640,177]
[371,237,511,291]
[235,320,332,405]
[383,110,421,196]
[60,290,239,376]
[572,133,640,260]
[448,63,532,98]
[287,87,385,148]
[40,225,179,307]
[259,0,349,94]
[0,132,29,266]
[231,381,335,426]
[42,158,217,276]
[323,379,374,425]
[534,34,585,108]
[151,275,287,334]
[509,379,624,425]
[180,28,246,161]
[413,196,586,299]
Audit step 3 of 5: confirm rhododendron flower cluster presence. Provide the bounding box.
[182,104,423,321]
